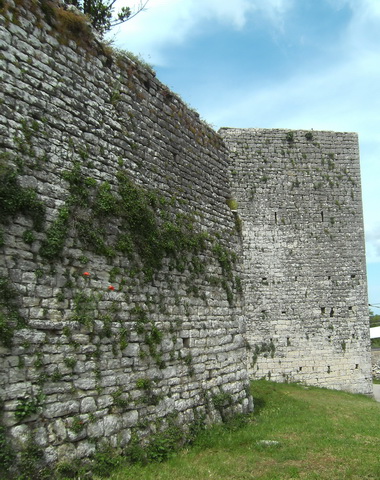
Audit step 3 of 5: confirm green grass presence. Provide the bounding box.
[94,380,380,480]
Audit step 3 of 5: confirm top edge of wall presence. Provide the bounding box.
[218,127,358,136]
[2,0,219,135]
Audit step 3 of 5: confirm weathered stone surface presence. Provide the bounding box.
[220,127,372,395]
[44,401,80,419]
[0,0,371,471]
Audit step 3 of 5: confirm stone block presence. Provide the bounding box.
[44,400,80,419]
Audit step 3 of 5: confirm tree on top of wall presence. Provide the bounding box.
[370,309,380,348]
[66,0,149,35]
[370,310,380,328]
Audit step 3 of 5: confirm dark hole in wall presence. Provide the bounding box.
[143,78,151,91]
[183,337,190,348]
[330,308,334,317]
[355,364,359,369]
[275,212,277,224]
[321,307,326,314]
[321,211,324,222]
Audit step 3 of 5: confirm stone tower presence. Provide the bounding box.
[220,128,373,394]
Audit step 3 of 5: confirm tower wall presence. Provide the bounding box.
[220,128,372,394]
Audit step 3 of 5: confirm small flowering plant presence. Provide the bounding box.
[108,285,115,291]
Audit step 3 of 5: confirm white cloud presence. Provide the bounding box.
[208,48,380,129]
[111,0,294,64]
[343,0,380,54]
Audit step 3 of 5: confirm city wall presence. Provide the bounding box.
[0,0,372,473]
[0,0,251,470]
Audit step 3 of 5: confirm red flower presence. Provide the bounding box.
[83,272,91,277]
[108,285,115,291]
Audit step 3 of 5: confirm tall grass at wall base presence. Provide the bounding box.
[92,380,380,480]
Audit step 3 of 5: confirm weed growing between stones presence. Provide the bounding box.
[46,405,246,479]
[37,156,239,309]
[0,425,15,475]
[251,340,276,368]
[14,395,43,421]
[0,276,26,347]
[0,166,45,230]
[69,415,86,434]
[286,131,295,143]
[135,377,161,405]
[305,131,313,140]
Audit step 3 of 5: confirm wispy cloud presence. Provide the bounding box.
[112,0,294,64]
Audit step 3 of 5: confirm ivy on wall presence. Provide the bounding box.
[0,1,250,469]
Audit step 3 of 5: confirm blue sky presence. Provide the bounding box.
[111,0,380,308]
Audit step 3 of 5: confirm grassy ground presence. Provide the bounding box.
[95,380,380,480]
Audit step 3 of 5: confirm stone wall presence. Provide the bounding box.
[0,0,251,471]
[0,0,373,473]
[220,128,373,395]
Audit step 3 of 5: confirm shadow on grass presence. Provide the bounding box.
[251,395,266,415]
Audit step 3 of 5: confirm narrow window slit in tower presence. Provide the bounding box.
[330,308,334,317]
[321,307,326,314]
[321,211,324,222]
[355,364,359,369]
[275,212,277,224]
[183,337,190,348]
